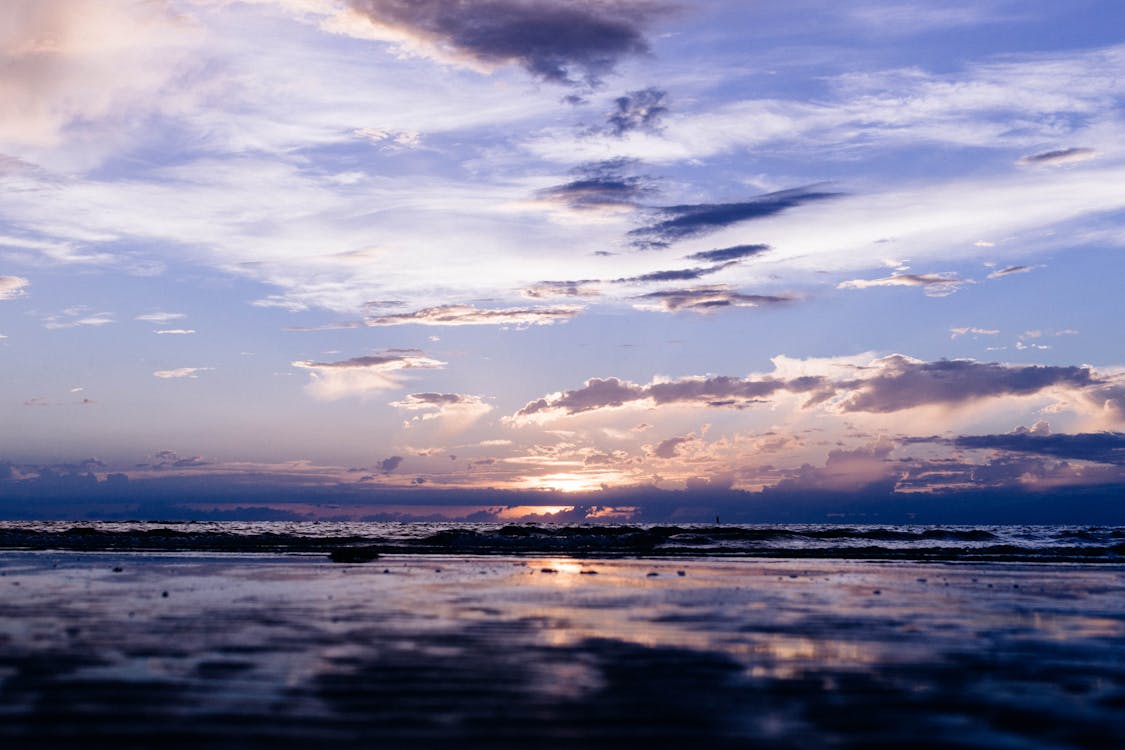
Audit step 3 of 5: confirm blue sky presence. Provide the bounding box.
[2,0,1124,521]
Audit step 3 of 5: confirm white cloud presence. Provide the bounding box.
[153,367,212,379]
[0,275,29,300]
[292,350,445,400]
[136,311,186,323]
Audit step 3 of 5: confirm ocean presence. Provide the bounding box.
[2,522,1123,748]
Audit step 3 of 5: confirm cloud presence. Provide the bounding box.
[651,435,691,459]
[379,455,404,473]
[603,87,668,136]
[366,303,582,327]
[533,159,654,212]
[614,262,734,284]
[522,280,601,299]
[837,272,971,297]
[155,329,196,335]
[685,244,770,263]
[628,187,840,248]
[836,355,1098,413]
[1016,147,1099,167]
[153,367,212,379]
[632,285,794,313]
[0,0,199,148]
[514,372,824,419]
[514,354,1110,421]
[0,275,29,300]
[391,391,493,425]
[42,307,114,329]
[137,450,210,471]
[135,312,185,323]
[954,431,1125,465]
[950,326,999,339]
[292,349,444,400]
[342,0,669,86]
[987,265,1034,279]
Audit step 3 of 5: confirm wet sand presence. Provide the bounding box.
[2,552,1124,748]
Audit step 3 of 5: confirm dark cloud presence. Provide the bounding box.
[686,244,770,263]
[515,373,825,417]
[365,303,582,327]
[347,0,670,86]
[634,285,794,313]
[954,432,1125,465]
[629,187,839,248]
[1016,147,1098,167]
[535,159,655,211]
[652,436,690,459]
[398,392,469,407]
[615,262,734,284]
[604,87,668,135]
[379,456,404,474]
[515,355,1108,419]
[837,356,1098,413]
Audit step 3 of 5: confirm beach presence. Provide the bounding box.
[2,550,1123,748]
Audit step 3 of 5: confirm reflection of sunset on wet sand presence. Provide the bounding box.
[3,551,1123,747]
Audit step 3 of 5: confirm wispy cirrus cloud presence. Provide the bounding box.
[987,264,1036,279]
[837,272,971,297]
[292,349,444,400]
[42,307,114,329]
[366,303,583,327]
[1016,147,1099,167]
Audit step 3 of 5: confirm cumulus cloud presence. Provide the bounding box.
[366,303,582,327]
[341,0,669,86]
[835,355,1097,413]
[292,349,444,399]
[837,272,971,297]
[685,244,770,263]
[603,87,668,136]
[651,435,691,459]
[0,275,29,300]
[514,354,1110,421]
[627,187,840,248]
[632,285,794,313]
[391,391,493,427]
[1016,147,1098,167]
[153,367,211,379]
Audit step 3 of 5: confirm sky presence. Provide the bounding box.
[2,0,1124,522]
